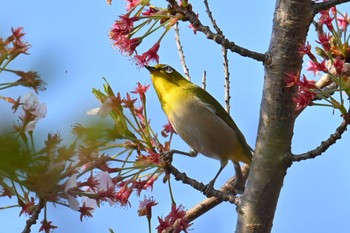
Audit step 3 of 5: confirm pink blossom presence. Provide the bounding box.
[338,13,349,31]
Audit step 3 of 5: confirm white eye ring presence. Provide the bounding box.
[164,66,173,74]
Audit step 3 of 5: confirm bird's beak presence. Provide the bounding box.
[145,65,156,72]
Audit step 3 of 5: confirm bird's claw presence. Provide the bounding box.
[160,151,174,163]
[233,180,245,194]
[201,181,215,196]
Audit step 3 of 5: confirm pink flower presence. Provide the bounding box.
[125,0,140,10]
[316,33,331,51]
[138,196,158,219]
[39,219,58,233]
[294,91,315,111]
[333,56,344,75]
[11,27,30,54]
[122,93,137,109]
[134,42,160,67]
[287,74,317,111]
[161,121,176,137]
[64,174,80,210]
[132,175,157,195]
[299,75,316,89]
[131,82,150,102]
[298,42,311,55]
[134,105,145,122]
[156,204,191,233]
[18,197,36,216]
[306,59,328,75]
[87,97,114,117]
[319,10,334,31]
[135,151,161,166]
[298,42,317,61]
[285,72,300,88]
[19,92,47,132]
[110,15,139,44]
[116,37,143,55]
[79,202,94,221]
[338,13,349,31]
[114,183,132,206]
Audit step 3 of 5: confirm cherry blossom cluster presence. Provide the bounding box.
[0,68,191,232]
[287,7,350,114]
[0,27,45,94]
[65,81,186,231]
[109,0,194,67]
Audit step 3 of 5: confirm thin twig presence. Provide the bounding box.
[292,109,350,161]
[174,22,191,80]
[222,47,231,114]
[167,0,268,64]
[314,0,350,15]
[162,159,239,204]
[202,71,206,90]
[203,0,222,35]
[203,0,231,113]
[22,198,46,233]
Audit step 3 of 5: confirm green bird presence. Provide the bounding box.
[146,64,253,191]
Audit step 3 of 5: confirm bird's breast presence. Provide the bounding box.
[165,97,245,162]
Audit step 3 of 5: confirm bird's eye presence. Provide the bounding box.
[163,66,173,74]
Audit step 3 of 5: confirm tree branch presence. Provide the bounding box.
[292,110,350,162]
[166,165,250,233]
[167,0,268,64]
[314,0,350,14]
[202,0,231,113]
[203,0,223,35]
[184,165,250,221]
[162,160,240,204]
[222,47,231,114]
[174,22,191,80]
[201,70,207,90]
[22,198,45,233]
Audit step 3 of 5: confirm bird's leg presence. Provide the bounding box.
[189,148,198,157]
[201,161,227,195]
[161,149,198,162]
[233,162,244,194]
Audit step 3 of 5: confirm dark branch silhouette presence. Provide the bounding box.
[292,109,350,162]
[314,0,350,14]
[166,0,268,63]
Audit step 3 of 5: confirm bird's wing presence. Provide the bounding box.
[190,86,254,156]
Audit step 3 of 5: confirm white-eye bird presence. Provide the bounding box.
[145,64,253,190]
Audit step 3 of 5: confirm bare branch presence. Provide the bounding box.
[202,0,231,113]
[167,0,268,64]
[22,199,45,233]
[203,0,223,35]
[292,110,350,162]
[184,165,250,221]
[222,47,231,114]
[174,22,191,80]
[162,159,240,204]
[165,165,250,233]
[202,70,207,90]
[314,0,350,15]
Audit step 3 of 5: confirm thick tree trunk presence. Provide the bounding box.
[236,1,314,232]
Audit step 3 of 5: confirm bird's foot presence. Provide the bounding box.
[161,150,174,163]
[233,180,245,194]
[201,181,215,197]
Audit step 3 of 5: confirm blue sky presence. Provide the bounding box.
[1,1,350,232]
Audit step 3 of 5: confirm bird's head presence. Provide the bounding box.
[145,64,186,85]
